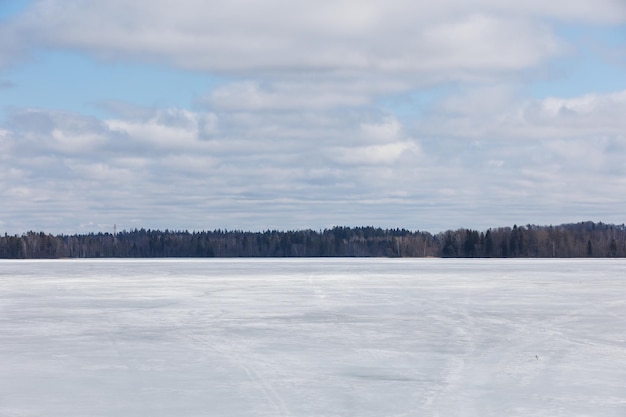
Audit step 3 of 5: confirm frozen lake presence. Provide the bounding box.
[1,258,625,417]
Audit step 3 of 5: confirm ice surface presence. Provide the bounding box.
[1,258,625,416]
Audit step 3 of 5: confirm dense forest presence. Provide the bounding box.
[1,221,625,259]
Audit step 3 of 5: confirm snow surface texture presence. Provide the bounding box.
[1,258,625,417]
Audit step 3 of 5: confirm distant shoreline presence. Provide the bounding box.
[2,221,624,259]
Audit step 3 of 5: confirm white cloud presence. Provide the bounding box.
[421,87,626,140]
[70,161,136,182]
[49,129,108,154]
[516,91,626,139]
[105,108,219,150]
[332,141,419,165]
[360,117,403,143]
[418,14,562,72]
[530,90,626,126]
[4,0,604,78]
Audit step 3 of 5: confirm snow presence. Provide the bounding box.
[1,258,625,416]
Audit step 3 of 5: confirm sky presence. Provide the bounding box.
[0,0,625,235]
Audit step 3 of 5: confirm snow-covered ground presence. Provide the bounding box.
[1,258,625,417]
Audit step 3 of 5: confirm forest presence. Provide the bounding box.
[0,221,625,259]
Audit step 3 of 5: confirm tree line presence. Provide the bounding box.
[1,221,625,259]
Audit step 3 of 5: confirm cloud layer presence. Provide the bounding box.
[2,86,625,233]
[5,0,624,72]
[0,0,625,233]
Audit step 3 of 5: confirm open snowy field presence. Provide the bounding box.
[1,258,625,417]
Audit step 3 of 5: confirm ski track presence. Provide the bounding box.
[428,293,478,417]
[170,304,295,417]
[425,291,626,416]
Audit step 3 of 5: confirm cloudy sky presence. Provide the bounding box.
[0,0,625,234]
